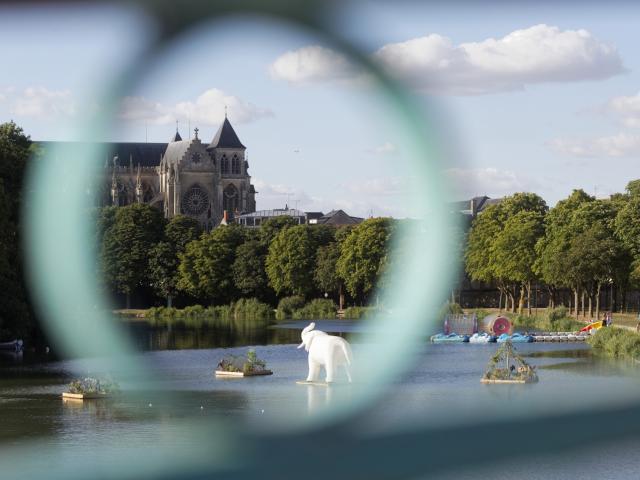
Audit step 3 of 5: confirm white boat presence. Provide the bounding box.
[469,333,497,344]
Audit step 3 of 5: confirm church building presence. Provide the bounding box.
[104,115,256,228]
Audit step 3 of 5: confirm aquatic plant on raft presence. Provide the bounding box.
[217,349,269,375]
[482,341,538,382]
[67,376,120,395]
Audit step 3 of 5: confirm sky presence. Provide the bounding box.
[2,1,640,217]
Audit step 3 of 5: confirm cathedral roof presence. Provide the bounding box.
[170,130,182,142]
[209,117,245,149]
[162,139,192,166]
[36,141,167,167]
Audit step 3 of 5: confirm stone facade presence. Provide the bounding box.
[105,117,256,228]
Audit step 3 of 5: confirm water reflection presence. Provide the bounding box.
[122,320,302,351]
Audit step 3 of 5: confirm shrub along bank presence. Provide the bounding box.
[510,306,584,332]
[587,327,640,360]
[146,298,274,328]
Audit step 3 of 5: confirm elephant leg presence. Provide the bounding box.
[307,359,321,382]
[325,358,335,383]
[344,365,352,383]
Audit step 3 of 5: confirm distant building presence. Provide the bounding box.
[37,115,257,229]
[451,196,503,222]
[236,207,307,227]
[305,212,324,225]
[235,207,363,227]
[315,209,363,226]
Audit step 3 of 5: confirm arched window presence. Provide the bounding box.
[223,183,239,213]
[220,154,229,174]
[142,183,154,203]
[231,154,241,174]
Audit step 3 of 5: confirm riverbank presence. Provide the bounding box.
[587,327,640,360]
[464,306,585,332]
[114,298,381,323]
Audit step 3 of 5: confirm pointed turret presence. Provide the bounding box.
[170,130,182,142]
[209,117,245,149]
[135,163,143,203]
[111,167,119,206]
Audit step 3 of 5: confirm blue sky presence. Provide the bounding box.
[2,2,640,217]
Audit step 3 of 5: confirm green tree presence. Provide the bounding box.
[336,218,393,303]
[266,225,318,297]
[177,225,245,303]
[259,216,298,245]
[492,210,545,315]
[147,216,202,306]
[232,239,272,301]
[466,192,548,312]
[314,242,345,308]
[100,203,165,308]
[165,215,202,251]
[0,122,33,338]
[534,190,593,316]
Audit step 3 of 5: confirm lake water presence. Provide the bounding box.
[1,320,640,478]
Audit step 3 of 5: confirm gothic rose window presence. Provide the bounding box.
[182,185,209,215]
[191,152,201,164]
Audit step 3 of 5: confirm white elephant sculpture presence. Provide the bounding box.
[297,322,353,383]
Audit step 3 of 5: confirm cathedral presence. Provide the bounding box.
[104,115,256,228]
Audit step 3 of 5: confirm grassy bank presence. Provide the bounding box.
[146,298,274,328]
[274,296,383,320]
[463,306,585,332]
[587,327,640,360]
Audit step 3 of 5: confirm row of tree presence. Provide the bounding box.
[98,204,394,309]
[0,122,36,339]
[465,183,640,319]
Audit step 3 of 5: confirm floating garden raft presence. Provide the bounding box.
[215,350,273,377]
[62,376,119,400]
[481,341,538,385]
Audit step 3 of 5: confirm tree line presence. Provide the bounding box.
[97,203,394,310]
[464,184,640,319]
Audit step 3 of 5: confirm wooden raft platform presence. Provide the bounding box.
[62,392,111,400]
[481,378,536,385]
[296,381,330,387]
[215,370,273,377]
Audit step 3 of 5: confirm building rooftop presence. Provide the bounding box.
[36,141,167,168]
[237,208,306,219]
[209,117,245,149]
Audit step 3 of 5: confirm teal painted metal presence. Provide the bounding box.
[9,1,640,479]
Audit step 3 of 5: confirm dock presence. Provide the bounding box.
[529,332,590,342]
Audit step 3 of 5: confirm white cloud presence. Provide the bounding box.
[252,179,318,210]
[269,25,624,95]
[549,133,640,157]
[269,46,360,85]
[6,87,76,118]
[252,179,405,218]
[119,88,273,125]
[445,167,536,198]
[366,141,397,155]
[606,92,640,128]
[342,177,408,196]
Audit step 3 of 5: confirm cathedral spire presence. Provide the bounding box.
[135,163,143,203]
[111,166,119,206]
[170,120,183,142]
